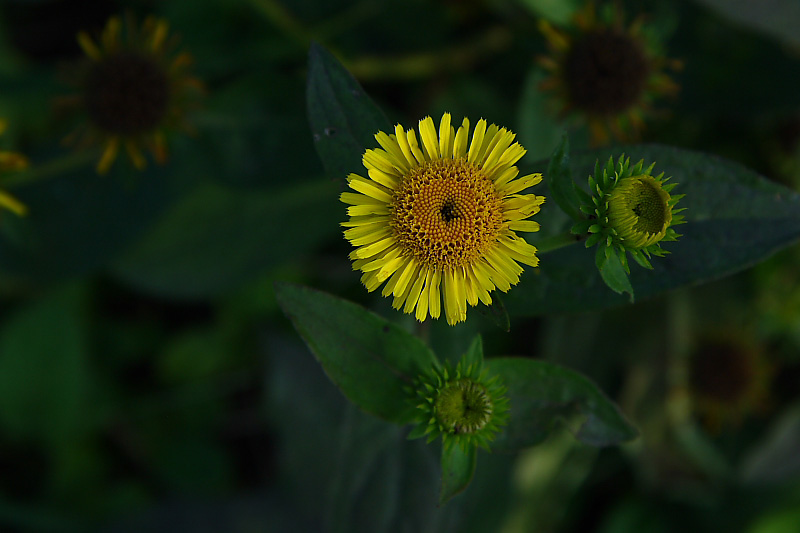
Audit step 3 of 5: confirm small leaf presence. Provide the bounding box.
[274,282,438,424]
[545,133,581,221]
[695,0,800,48]
[306,43,391,179]
[517,0,582,24]
[462,336,484,370]
[440,444,477,505]
[486,357,638,452]
[596,246,634,301]
[517,67,564,162]
[0,283,97,447]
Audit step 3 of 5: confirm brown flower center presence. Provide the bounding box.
[390,158,503,269]
[564,29,649,115]
[85,52,169,135]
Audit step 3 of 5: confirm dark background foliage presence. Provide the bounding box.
[1,0,800,531]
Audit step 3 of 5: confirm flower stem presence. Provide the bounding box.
[534,232,584,254]
[0,152,95,188]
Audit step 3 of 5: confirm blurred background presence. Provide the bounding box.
[1,0,800,531]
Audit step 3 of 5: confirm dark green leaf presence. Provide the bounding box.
[0,283,94,442]
[325,406,446,533]
[517,0,582,24]
[508,144,800,315]
[517,67,564,162]
[486,357,638,452]
[440,444,477,505]
[546,133,581,221]
[462,336,484,369]
[741,403,800,486]
[110,179,340,298]
[274,282,438,424]
[694,0,800,48]
[306,42,391,179]
[596,247,634,301]
[0,152,186,283]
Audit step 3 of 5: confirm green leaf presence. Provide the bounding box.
[0,283,95,443]
[545,133,581,221]
[440,443,477,505]
[274,282,438,424]
[0,152,186,283]
[110,179,340,298]
[508,144,800,315]
[596,247,634,301]
[741,403,800,486]
[694,0,800,49]
[306,42,391,179]
[517,67,564,162]
[516,0,582,24]
[486,357,637,452]
[462,335,484,369]
[325,407,449,533]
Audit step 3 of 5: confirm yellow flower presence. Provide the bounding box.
[537,3,680,145]
[341,113,545,325]
[0,119,27,217]
[68,14,202,174]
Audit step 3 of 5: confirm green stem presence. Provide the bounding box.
[415,319,431,346]
[347,26,511,81]
[534,232,583,254]
[1,152,95,188]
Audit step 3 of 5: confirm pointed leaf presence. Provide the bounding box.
[306,42,391,179]
[596,247,634,301]
[274,282,437,424]
[462,336,484,370]
[440,444,477,505]
[545,133,581,221]
[487,357,638,452]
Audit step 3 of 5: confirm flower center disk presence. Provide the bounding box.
[85,52,170,135]
[434,379,493,434]
[627,177,669,235]
[390,158,503,269]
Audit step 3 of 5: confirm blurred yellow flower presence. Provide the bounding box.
[537,4,680,145]
[0,119,27,217]
[67,14,202,174]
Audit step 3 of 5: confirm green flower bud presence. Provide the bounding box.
[572,155,685,272]
[408,357,509,452]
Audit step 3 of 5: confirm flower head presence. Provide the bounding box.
[0,119,28,217]
[67,14,202,174]
[408,357,509,451]
[572,155,684,271]
[537,3,680,145]
[341,113,545,325]
[687,332,772,431]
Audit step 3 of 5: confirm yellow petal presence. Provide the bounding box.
[97,137,120,175]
